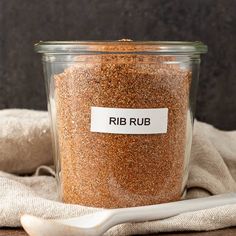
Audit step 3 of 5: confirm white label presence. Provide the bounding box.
[90,107,168,134]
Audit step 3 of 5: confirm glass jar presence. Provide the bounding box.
[35,41,207,208]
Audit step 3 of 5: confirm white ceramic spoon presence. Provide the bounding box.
[21,192,236,236]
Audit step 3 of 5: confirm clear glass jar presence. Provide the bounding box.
[35,41,207,208]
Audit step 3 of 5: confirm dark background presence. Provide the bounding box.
[0,0,235,130]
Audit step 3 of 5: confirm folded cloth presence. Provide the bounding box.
[0,109,53,174]
[1,109,236,235]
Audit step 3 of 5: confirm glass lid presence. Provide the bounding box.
[35,40,207,54]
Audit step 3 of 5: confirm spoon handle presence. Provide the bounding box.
[114,192,236,223]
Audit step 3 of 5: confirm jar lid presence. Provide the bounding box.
[35,40,207,54]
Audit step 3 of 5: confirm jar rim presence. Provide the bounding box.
[35,40,207,54]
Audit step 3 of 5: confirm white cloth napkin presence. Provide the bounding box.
[0,109,53,174]
[1,109,236,235]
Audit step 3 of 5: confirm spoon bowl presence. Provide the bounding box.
[21,193,236,236]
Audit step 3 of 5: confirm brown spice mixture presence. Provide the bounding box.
[54,50,191,208]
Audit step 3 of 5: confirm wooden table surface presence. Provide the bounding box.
[1,228,236,236]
